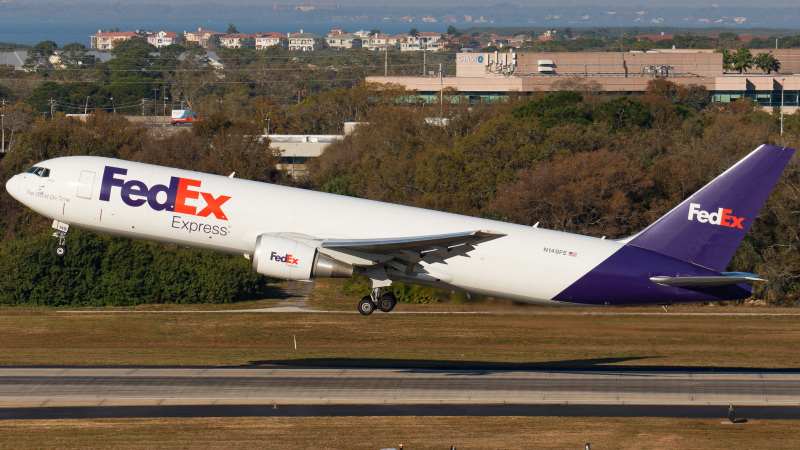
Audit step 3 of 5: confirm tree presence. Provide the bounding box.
[715,48,734,72]
[409,28,420,38]
[593,96,651,132]
[227,23,239,34]
[23,40,57,73]
[447,25,461,37]
[731,47,754,73]
[754,52,780,74]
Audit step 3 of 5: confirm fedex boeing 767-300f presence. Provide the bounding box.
[4,144,795,314]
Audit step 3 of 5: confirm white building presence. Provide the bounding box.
[219,33,252,49]
[147,31,180,48]
[253,32,287,49]
[326,32,362,50]
[288,31,323,51]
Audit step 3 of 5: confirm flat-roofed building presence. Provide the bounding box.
[367,49,800,112]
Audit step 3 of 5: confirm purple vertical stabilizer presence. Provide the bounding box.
[624,144,795,272]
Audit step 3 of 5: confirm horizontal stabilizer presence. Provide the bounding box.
[650,274,764,288]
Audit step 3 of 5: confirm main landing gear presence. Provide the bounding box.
[358,288,397,316]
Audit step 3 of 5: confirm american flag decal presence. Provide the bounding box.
[569,251,578,257]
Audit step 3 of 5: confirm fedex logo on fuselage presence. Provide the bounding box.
[99,166,231,220]
[687,203,744,229]
[270,252,299,265]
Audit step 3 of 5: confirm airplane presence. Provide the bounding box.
[4,144,795,315]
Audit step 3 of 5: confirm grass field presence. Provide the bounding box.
[0,295,798,369]
[2,283,799,448]
[0,417,798,448]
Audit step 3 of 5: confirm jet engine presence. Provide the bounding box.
[252,234,353,280]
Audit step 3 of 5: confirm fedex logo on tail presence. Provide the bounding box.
[687,203,744,229]
[271,252,299,265]
[99,166,231,220]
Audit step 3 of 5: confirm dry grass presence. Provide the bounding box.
[0,304,798,369]
[0,416,798,448]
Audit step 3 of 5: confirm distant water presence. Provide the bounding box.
[0,20,453,47]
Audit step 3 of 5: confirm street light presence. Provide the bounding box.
[110,97,115,114]
[84,96,90,115]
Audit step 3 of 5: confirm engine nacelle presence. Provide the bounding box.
[252,234,353,281]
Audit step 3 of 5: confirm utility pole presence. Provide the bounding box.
[781,77,785,135]
[439,62,443,118]
[1,114,5,153]
[384,33,388,76]
[84,95,90,115]
[152,88,160,124]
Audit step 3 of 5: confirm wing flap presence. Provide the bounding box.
[321,230,505,266]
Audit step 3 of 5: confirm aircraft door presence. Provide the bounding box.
[77,170,95,199]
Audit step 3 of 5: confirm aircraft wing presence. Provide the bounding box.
[320,230,506,266]
[650,274,765,288]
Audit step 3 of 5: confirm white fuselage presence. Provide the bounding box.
[6,156,626,306]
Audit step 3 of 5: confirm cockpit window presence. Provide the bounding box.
[24,166,50,178]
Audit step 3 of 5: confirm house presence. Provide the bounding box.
[399,32,443,52]
[219,33,252,49]
[90,31,143,50]
[253,32,287,49]
[147,31,180,48]
[184,28,225,48]
[0,51,28,70]
[288,31,323,51]
[364,33,393,51]
[326,32,362,50]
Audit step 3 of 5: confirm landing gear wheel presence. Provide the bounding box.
[377,293,397,312]
[358,296,375,315]
[54,244,66,258]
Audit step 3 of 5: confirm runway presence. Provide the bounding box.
[1,367,800,408]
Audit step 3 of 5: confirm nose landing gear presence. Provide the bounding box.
[52,220,69,258]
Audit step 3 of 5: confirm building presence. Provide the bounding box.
[364,33,392,51]
[185,28,225,48]
[289,31,323,51]
[253,32,288,49]
[326,32,362,50]
[147,31,180,48]
[219,33,252,49]
[90,31,143,50]
[367,49,800,112]
[399,32,443,52]
[0,51,28,70]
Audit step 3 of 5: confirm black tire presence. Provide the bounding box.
[377,293,397,313]
[54,244,66,258]
[358,296,375,316]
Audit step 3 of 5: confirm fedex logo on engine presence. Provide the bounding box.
[270,252,299,265]
[99,166,231,220]
[687,203,744,229]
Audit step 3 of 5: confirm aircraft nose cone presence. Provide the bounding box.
[5,175,20,200]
